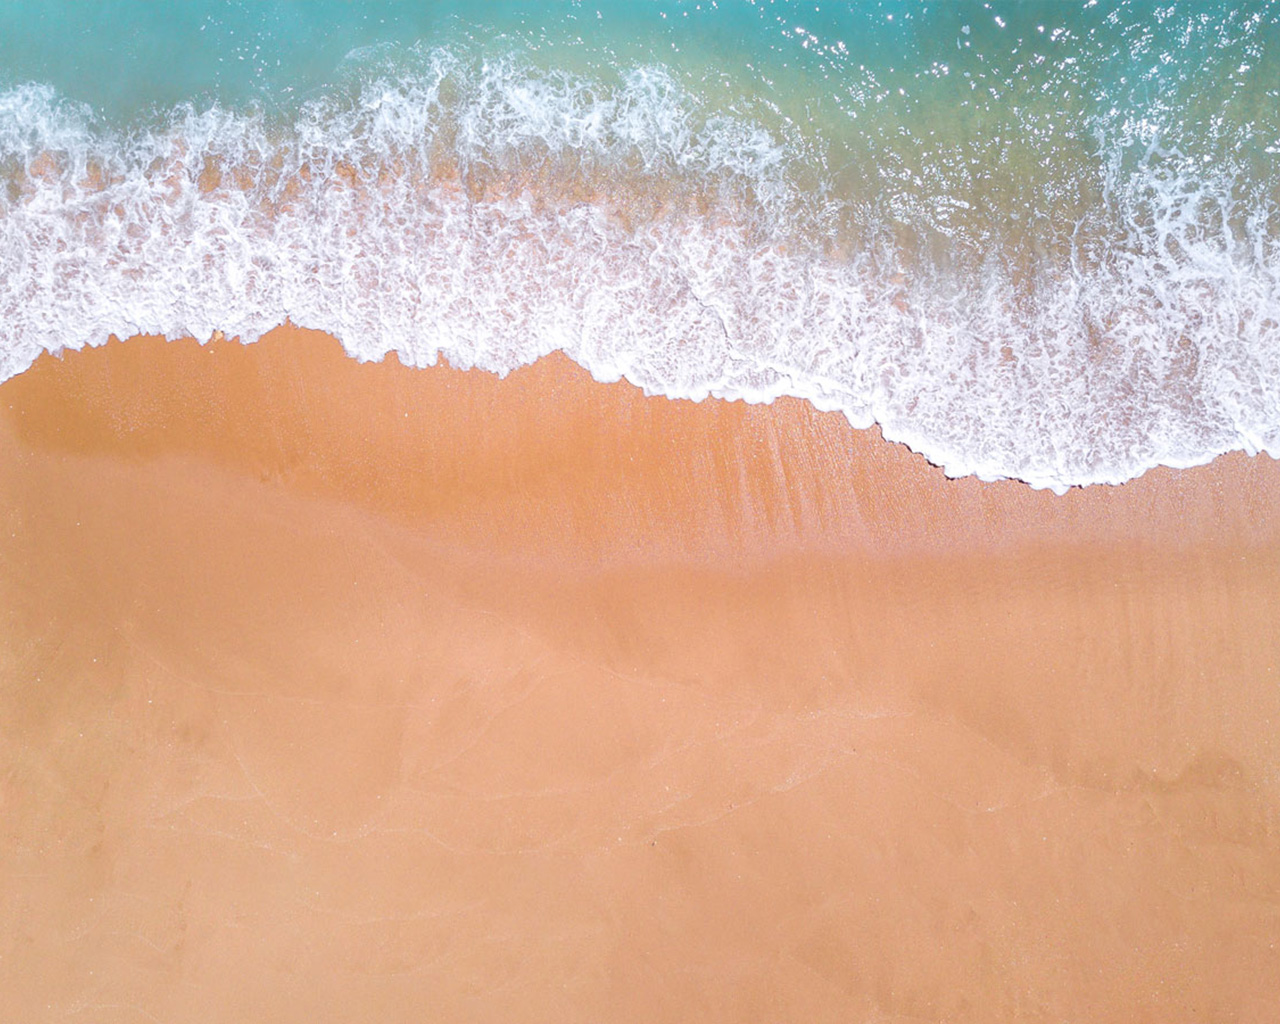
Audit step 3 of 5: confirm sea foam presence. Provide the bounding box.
[1,50,1277,492]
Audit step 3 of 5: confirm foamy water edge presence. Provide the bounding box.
[2,55,1278,493]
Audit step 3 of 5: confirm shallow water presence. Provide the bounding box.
[2,1,1277,491]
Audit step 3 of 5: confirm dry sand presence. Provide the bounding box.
[2,326,1279,1022]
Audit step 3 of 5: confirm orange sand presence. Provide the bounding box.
[2,326,1279,1022]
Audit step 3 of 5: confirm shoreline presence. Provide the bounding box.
[9,327,1280,563]
[6,81,1276,496]
[3,326,1279,1022]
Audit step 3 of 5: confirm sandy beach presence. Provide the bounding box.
[2,325,1279,1022]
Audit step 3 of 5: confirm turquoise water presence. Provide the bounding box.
[1,1,1278,490]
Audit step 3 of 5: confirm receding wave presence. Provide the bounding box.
[1,47,1278,492]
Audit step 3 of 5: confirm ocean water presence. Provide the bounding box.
[1,1,1277,492]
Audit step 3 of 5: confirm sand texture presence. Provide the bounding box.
[2,327,1279,1022]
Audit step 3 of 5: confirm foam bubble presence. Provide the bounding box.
[1,51,1277,492]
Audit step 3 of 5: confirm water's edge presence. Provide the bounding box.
[3,29,1277,493]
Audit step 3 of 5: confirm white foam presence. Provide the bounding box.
[1,54,1277,492]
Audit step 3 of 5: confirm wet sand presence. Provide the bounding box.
[2,326,1279,1023]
